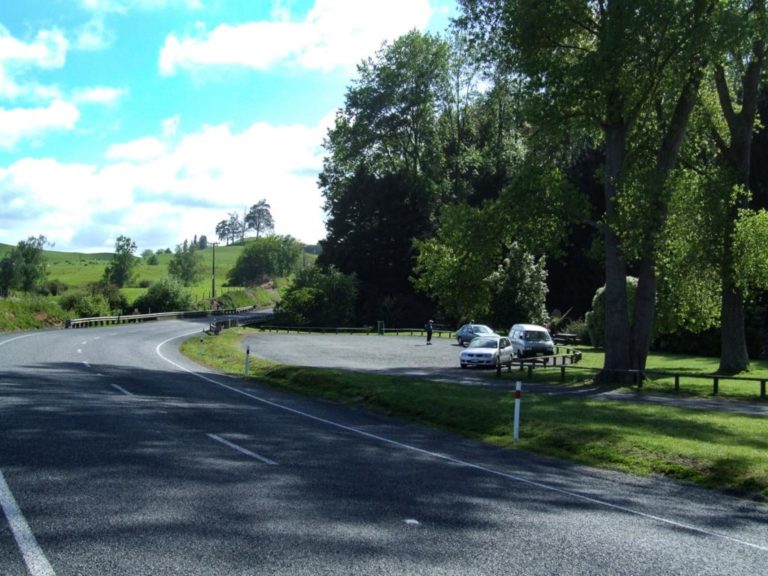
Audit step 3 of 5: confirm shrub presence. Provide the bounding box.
[132,278,192,313]
[275,267,358,326]
[563,318,590,345]
[59,292,112,318]
[585,277,638,348]
[40,279,68,296]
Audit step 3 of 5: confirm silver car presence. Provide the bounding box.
[459,335,514,369]
[455,323,495,346]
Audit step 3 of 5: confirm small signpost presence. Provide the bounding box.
[244,345,251,375]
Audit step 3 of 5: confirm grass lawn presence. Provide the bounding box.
[559,348,768,400]
[181,328,768,501]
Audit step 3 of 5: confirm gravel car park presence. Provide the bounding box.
[242,332,517,386]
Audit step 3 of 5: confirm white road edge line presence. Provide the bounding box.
[156,331,768,553]
[111,384,133,396]
[0,470,56,576]
[0,334,37,347]
[207,433,278,465]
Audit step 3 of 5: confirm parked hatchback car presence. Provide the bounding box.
[508,324,555,357]
[459,335,514,369]
[455,323,495,346]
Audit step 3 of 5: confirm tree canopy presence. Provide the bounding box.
[103,235,138,288]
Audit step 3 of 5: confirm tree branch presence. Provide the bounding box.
[714,64,737,134]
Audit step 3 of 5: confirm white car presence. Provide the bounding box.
[459,335,514,369]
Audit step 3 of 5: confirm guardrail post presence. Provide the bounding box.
[713,377,719,396]
[761,380,766,399]
[560,365,565,382]
[674,375,680,393]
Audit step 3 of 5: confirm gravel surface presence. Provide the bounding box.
[242,333,515,386]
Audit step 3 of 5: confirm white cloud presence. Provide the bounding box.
[0,114,331,251]
[159,0,432,75]
[0,24,69,101]
[72,86,126,106]
[105,136,167,161]
[0,100,79,148]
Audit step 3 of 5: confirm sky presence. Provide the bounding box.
[0,0,457,253]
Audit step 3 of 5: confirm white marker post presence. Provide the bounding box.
[244,345,250,375]
[513,381,522,443]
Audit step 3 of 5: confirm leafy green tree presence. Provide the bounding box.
[318,31,451,323]
[0,235,49,295]
[103,235,138,288]
[275,267,358,326]
[227,235,301,286]
[709,0,767,371]
[486,243,549,327]
[244,200,274,239]
[133,278,193,313]
[457,0,719,381]
[168,242,205,286]
[413,158,582,325]
[215,219,231,245]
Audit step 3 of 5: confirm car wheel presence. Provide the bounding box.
[460,363,467,369]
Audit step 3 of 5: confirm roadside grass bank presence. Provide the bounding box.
[181,329,768,501]
[0,296,68,331]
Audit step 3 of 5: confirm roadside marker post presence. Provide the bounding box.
[513,381,522,443]
[244,345,250,375]
[199,334,204,355]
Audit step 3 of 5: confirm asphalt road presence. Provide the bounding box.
[1,319,767,575]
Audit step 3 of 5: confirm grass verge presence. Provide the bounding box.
[181,328,768,501]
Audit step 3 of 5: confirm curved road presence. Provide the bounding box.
[1,319,767,575]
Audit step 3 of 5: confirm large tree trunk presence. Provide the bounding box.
[630,64,705,373]
[597,122,632,385]
[713,40,764,373]
[720,277,749,372]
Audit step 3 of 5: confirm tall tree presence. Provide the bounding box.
[227,211,243,245]
[215,219,230,245]
[103,235,138,288]
[458,0,718,381]
[245,200,275,238]
[318,30,450,323]
[710,0,766,371]
[168,242,205,286]
[0,235,48,295]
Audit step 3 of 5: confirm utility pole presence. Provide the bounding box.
[210,242,219,299]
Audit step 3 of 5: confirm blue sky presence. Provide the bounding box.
[0,0,456,252]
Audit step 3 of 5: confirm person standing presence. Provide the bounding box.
[425,320,434,345]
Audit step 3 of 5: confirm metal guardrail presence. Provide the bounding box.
[256,325,457,338]
[67,306,258,328]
